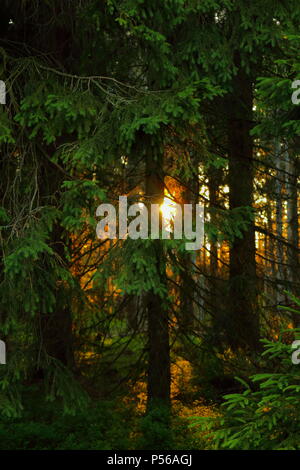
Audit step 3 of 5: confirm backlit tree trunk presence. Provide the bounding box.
[144,134,171,410]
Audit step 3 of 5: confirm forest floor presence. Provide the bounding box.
[0,357,218,450]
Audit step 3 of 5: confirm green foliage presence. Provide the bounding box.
[0,399,134,450]
[191,301,300,450]
[205,206,255,244]
[61,180,106,232]
[136,405,174,450]
[0,110,15,144]
[2,0,300,451]
[15,87,99,144]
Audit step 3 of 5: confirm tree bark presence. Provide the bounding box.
[227,56,259,351]
[144,134,171,410]
[286,152,299,325]
[274,140,286,306]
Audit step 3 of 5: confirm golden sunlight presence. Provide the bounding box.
[160,195,177,232]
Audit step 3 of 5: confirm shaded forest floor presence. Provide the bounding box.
[0,357,219,450]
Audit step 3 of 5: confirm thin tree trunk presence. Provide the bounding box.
[274,139,286,306]
[178,176,199,334]
[208,166,224,342]
[286,151,299,325]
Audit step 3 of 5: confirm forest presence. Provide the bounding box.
[0,0,300,453]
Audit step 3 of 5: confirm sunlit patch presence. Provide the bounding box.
[160,196,177,232]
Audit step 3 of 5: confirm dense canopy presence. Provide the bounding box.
[0,0,300,451]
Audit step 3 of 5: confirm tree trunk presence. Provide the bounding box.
[208,166,225,343]
[178,177,198,335]
[227,57,259,351]
[286,152,299,325]
[37,159,75,374]
[144,134,171,410]
[274,140,286,306]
